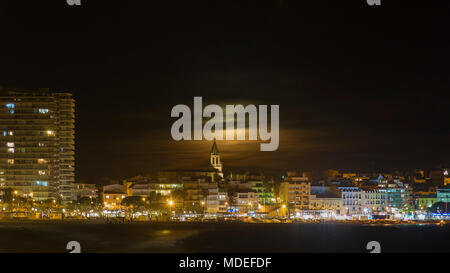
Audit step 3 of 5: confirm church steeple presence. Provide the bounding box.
[210,139,223,176]
[211,139,220,155]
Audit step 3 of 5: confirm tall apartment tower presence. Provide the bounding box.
[0,87,75,203]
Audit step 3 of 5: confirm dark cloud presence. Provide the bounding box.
[0,1,449,182]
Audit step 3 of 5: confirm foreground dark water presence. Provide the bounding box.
[0,221,449,253]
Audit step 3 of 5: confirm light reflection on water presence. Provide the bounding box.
[158,229,171,235]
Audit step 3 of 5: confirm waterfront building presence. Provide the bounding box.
[102,191,127,210]
[279,172,310,211]
[0,87,75,202]
[340,187,363,216]
[309,185,343,216]
[205,188,228,214]
[181,176,218,208]
[383,181,413,210]
[362,189,389,215]
[248,180,275,205]
[340,187,388,218]
[102,184,127,209]
[309,195,343,215]
[232,190,259,213]
[415,193,437,210]
[437,187,450,203]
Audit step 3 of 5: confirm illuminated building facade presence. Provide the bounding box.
[102,192,127,210]
[309,195,343,215]
[205,188,228,214]
[126,181,183,197]
[340,187,363,216]
[383,182,413,209]
[233,191,260,213]
[340,187,388,217]
[437,187,450,203]
[102,184,127,209]
[0,88,75,202]
[249,180,275,205]
[415,194,437,210]
[181,177,218,207]
[279,172,311,211]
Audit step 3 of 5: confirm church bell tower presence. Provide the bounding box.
[210,139,223,176]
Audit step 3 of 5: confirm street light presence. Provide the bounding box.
[167,200,174,220]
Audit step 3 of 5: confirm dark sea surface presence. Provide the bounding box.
[0,221,449,253]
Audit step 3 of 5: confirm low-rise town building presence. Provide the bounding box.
[102,184,127,210]
[437,187,450,203]
[232,191,259,213]
[309,195,343,216]
[205,188,228,215]
[340,187,388,218]
[415,194,437,210]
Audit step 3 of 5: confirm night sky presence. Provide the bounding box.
[0,1,449,183]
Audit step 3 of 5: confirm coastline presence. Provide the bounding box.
[0,218,447,226]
